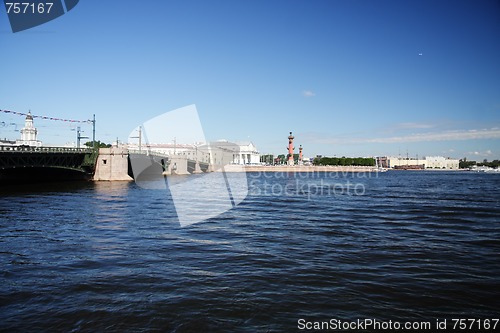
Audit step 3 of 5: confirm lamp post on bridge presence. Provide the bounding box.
[130,126,142,152]
[76,126,88,148]
[92,114,96,150]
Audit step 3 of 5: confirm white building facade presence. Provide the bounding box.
[229,142,260,165]
[203,141,260,165]
[386,156,459,169]
[127,140,260,165]
[16,112,42,147]
[425,156,459,169]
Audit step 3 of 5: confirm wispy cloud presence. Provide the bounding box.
[307,128,500,145]
[362,128,500,143]
[380,121,437,134]
[394,122,436,130]
[467,149,493,157]
[302,90,316,97]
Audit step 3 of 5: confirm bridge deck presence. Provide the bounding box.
[0,146,98,180]
[0,145,93,154]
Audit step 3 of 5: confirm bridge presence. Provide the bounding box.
[126,149,211,182]
[1,107,226,183]
[0,145,98,183]
[0,145,220,184]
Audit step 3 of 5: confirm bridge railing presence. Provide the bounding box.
[127,149,172,159]
[0,145,94,154]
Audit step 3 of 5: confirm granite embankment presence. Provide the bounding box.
[224,165,378,173]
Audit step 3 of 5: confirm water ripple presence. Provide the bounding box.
[1,172,499,331]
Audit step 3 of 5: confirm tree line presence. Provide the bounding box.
[84,140,111,148]
[459,158,500,169]
[313,156,375,166]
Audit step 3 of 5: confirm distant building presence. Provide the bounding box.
[0,139,16,147]
[127,140,260,165]
[376,156,389,168]
[425,156,459,169]
[16,112,42,147]
[384,156,459,169]
[209,141,260,165]
[386,156,426,169]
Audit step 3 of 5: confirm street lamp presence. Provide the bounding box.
[76,126,88,148]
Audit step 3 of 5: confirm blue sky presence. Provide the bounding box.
[1,0,499,160]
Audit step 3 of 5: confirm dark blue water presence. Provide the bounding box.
[1,171,499,332]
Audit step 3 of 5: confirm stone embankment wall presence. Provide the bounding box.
[224,165,378,173]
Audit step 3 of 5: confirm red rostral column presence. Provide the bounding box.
[287,131,295,166]
[299,145,303,165]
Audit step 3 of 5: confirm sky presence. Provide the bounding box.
[1,0,499,160]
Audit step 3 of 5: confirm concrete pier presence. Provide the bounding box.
[93,147,133,181]
[163,155,190,175]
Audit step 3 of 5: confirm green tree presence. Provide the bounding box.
[277,154,286,164]
[312,156,374,166]
[85,140,111,148]
[260,154,274,164]
[459,158,476,169]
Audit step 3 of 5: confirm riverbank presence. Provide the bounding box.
[224,165,379,173]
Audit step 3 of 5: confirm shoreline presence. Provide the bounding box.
[222,165,467,173]
[224,165,378,173]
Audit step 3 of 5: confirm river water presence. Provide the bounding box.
[1,171,499,332]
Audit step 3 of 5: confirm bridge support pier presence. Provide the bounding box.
[167,156,189,175]
[93,147,133,181]
[193,161,202,174]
